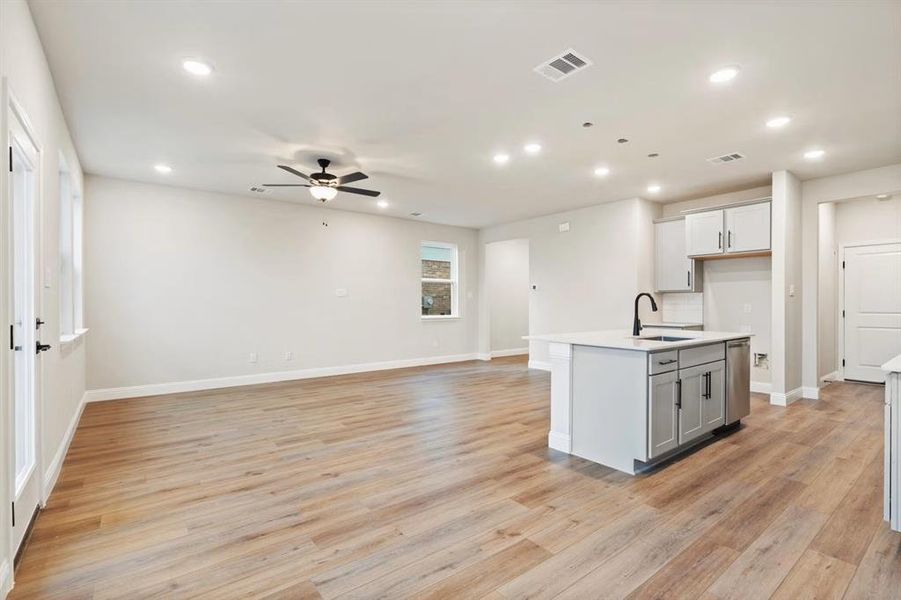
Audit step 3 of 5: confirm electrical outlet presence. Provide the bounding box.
[284,351,293,361]
[743,303,751,314]
[249,352,258,364]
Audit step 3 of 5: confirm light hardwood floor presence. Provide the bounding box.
[9,357,900,599]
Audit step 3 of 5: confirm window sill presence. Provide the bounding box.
[422,315,460,321]
[60,328,89,349]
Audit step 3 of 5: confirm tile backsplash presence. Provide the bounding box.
[662,293,704,324]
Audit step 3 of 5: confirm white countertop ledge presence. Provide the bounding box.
[883,354,901,373]
[525,328,752,352]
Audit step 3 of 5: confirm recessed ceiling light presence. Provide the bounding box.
[876,194,890,200]
[182,59,213,76]
[493,153,510,165]
[647,184,661,194]
[154,164,172,174]
[593,167,610,177]
[377,199,389,208]
[709,66,739,83]
[766,116,792,128]
[804,149,825,160]
[523,143,542,155]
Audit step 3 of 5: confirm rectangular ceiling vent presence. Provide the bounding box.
[249,186,272,194]
[534,49,593,82]
[707,152,746,165]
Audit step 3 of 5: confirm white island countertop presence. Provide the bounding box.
[883,354,901,373]
[526,328,752,352]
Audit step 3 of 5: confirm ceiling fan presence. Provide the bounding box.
[264,159,381,202]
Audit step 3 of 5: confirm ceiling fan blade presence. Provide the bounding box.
[336,171,368,185]
[337,186,381,197]
[262,183,311,187]
[277,165,313,181]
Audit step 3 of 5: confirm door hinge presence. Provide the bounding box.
[11,502,14,527]
[842,260,845,269]
[842,358,846,367]
[842,310,845,318]
[8,324,12,351]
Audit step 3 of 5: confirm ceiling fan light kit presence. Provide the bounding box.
[263,158,380,202]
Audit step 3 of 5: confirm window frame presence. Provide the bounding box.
[58,155,85,345]
[420,241,459,320]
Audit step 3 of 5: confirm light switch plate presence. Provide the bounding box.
[335,288,348,297]
[558,222,570,233]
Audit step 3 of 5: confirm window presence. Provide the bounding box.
[59,159,84,341]
[421,242,458,318]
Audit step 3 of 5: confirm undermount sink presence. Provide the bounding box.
[639,335,692,342]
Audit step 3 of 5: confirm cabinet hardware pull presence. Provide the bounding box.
[728,230,732,248]
[687,270,691,287]
[718,231,722,249]
[675,379,682,409]
[658,359,677,365]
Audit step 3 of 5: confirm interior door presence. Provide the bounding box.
[685,210,724,256]
[648,370,679,458]
[8,104,42,553]
[655,219,691,292]
[678,365,705,444]
[844,243,901,383]
[725,202,771,253]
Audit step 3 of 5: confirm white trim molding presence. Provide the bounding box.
[527,360,551,372]
[490,347,528,358]
[0,559,11,598]
[819,371,840,385]
[750,381,772,394]
[43,392,87,503]
[801,386,820,400]
[84,353,482,403]
[770,387,804,407]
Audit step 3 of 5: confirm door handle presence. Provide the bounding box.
[36,342,51,354]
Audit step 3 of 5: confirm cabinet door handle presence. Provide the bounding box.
[687,270,691,287]
[728,230,732,248]
[675,379,682,409]
[658,359,677,365]
[718,231,722,249]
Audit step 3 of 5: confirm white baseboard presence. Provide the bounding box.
[820,371,840,384]
[528,360,551,372]
[43,392,87,503]
[0,559,10,598]
[477,352,491,361]
[84,353,482,403]
[490,347,529,358]
[750,381,772,394]
[801,386,820,400]
[770,386,803,407]
[548,431,571,453]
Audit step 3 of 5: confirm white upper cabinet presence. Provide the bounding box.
[725,202,771,253]
[655,219,701,292]
[685,209,724,257]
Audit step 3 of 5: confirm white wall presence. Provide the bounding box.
[485,239,529,354]
[817,202,837,380]
[478,197,662,366]
[771,170,803,402]
[0,0,86,588]
[835,194,901,244]
[84,176,479,392]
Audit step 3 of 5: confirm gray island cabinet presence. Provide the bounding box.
[528,329,751,475]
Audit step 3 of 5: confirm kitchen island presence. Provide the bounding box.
[527,329,752,474]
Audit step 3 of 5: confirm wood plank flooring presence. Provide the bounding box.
[9,357,899,599]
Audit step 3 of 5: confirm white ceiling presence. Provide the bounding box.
[29,0,901,228]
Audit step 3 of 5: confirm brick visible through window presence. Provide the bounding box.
[421,243,458,317]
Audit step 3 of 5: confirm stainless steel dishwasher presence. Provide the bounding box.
[726,339,751,424]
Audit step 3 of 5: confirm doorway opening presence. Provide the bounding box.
[484,239,530,358]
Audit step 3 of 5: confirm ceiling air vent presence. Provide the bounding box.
[707,152,746,165]
[249,185,272,194]
[534,49,593,82]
